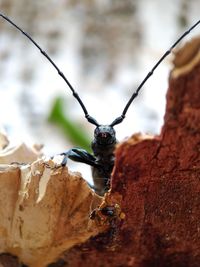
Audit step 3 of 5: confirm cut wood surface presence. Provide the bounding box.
[0,37,200,267]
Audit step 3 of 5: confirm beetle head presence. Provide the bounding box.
[94,125,116,145]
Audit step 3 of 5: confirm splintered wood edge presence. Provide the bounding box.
[0,140,106,267]
[171,36,200,78]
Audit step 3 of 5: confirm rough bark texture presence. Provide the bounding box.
[61,37,200,266]
[0,37,200,266]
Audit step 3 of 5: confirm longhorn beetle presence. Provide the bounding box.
[0,13,199,195]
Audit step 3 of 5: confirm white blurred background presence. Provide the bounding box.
[0,0,199,183]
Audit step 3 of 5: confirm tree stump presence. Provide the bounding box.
[0,37,200,267]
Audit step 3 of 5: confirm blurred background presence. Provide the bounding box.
[0,0,199,183]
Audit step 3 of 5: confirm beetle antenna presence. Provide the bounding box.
[0,13,99,127]
[110,19,200,127]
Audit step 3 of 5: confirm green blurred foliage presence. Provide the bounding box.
[48,97,91,152]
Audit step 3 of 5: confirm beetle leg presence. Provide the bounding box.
[52,149,99,192]
[60,148,98,168]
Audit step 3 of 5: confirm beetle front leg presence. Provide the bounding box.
[57,148,105,195]
[60,148,98,168]
[59,148,103,192]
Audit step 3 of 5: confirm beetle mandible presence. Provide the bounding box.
[0,13,199,195]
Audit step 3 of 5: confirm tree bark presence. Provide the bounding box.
[62,37,200,267]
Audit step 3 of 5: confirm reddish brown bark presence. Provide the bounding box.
[1,38,200,267]
[61,38,200,267]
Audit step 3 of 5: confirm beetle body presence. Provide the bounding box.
[62,125,117,195]
[91,125,117,195]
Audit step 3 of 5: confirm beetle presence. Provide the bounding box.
[0,13,199,195]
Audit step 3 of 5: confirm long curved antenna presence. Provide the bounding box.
[110,19,200,127]
[0,13,99,127]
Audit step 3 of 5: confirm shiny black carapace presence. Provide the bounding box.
[0,13,199,195]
